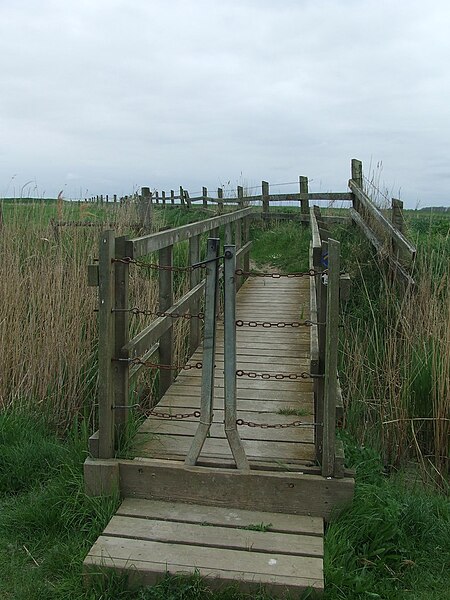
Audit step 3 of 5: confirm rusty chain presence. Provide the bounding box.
[112,307,204,319]
[235,319,313,328]
[146,409,201,420]
[112,257,207,272]
[116,357,203,371]
[236,418,319,429]
[235,268,319,278]
[236,369,321,380]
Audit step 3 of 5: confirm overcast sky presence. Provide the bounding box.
[1,0,449,207]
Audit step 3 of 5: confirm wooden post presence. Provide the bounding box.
[217,187,224,215]
[243,216,250,275]
[113,194,117,203]
[322,238,340,477]
[351,159,363,211]
[161,191,166,205]
[224,245,250,470]
[113,236,130,431]
[139,187,152,231]
[158,245,174,398]
[189,234,201,356]
[202,187,208,209]
[315,240,328,463]
[98,230,116,458]
[180,186,185,206]
[185,238,220,465]
[171,190,175,205]
[235,218,243,290]
[237,185,244,209]
[185,190,191,210]
[155,191,159,205]
[262,181,269,217]
[300,176,309,220]
[391,198,404,233]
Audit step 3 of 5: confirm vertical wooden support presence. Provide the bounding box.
[162,191,166,205]
[351,159,363,211]
[202,187,208,209]
[237,185,244,209]
[300,176,309,221]
[391,198,404,232]
[185,238,220,465]
[322,238,340,477]
[155,191,159,205]
[189,234,201,356]
[113,236,130,431]
[315,240,327,463]
[224,222,232,245]
[139,187,152,231]
[217,187,224,215]
[185,190,191,210]
[179,186,184,206]
[224,245,250,470]
[262,181,269,217]
[159,245,174,398]
[98,230,116,459]
[243,216,250,275]
[235,218,243,290]
[170,190,175,205]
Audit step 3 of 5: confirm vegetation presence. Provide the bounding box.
[0,199,449,599]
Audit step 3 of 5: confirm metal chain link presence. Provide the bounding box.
[112,307,204,319]
[125,358,203,371]
[236,418,320,429]
[146,409,201,420]
[235,319,313,328]
[112,257,206,272]
[235,268,319,278]
[236,369,320,380]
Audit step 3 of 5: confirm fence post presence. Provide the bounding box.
[235,217,243,290]
[315,240,327,463]
[113,236,130,431]
[217,187,224,215]
[262,181,269,218]
[171,190,175,205]
[322,238,340,477]
[155,191,159,205]
[189,234,201,356]
[138,187,152,231]
[159,245,174,398]
[180,186,185,207]
[243,215,250,275]
[161,191,166,205]
[351,159,363,211]
[98,230,116,458]
[185,190,191,210]
[185,238,220,465]
[237,185,244,209]
[299,176,309,220]
[224,245,250,470]
[202,187,208,209]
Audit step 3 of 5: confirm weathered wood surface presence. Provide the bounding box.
[84,497,324,597]
[135,276,316,466]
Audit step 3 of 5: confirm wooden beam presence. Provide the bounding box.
[127,207,254,258]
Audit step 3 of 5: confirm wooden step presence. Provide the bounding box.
[84,498,324,597]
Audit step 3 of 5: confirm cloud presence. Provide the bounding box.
[1,0,450,205]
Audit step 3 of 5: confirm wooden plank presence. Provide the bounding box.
[97,230,115,458]
[84,537,324,594]
[137,434,315,462]
[118,458,354,519]
[349,180,416,260]
[322,239,340,477]
[104,515,323,557]
[127,207,254,258]
[116,498,324,536]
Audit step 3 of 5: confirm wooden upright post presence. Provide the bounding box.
[161,191,166,205]
[170,190,175,205]
[299,176,309,218]
[113,236,130,431]
[262,181,269,217]
[189,235,201,356]
[217,187,224,215]
[202,187,208,208]
[237,185,244,209]
[139,187,152,231]
[158,245,174,398]
[235,218,243,290]
[98,230,116,458]
[322,238,340,477]
[180,186,185,206]
[351,159,363,188]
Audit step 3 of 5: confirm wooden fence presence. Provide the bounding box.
[88,207,253,459]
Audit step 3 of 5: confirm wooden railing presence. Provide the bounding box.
[88,207,253,459]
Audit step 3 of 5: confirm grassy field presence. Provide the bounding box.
[0,200,449,599]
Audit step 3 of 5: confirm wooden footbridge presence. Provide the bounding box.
[83,160,415,596]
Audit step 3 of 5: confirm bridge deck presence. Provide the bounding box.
[135,276,315,466]
[84,276,331,596]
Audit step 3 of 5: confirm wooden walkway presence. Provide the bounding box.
[85,276,329,595]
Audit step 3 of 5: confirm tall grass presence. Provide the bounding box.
[338,216,450,485]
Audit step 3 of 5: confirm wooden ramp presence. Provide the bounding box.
[84,498,324,596]
[135,276,315,466]
[84,275,351,596]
